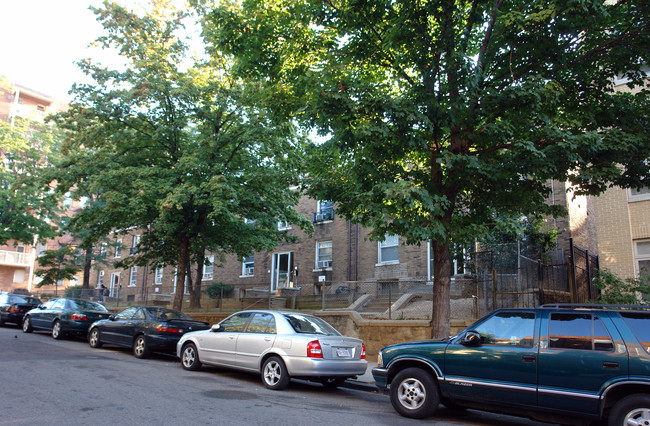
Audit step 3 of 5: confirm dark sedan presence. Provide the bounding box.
[22,298,111,339]
[0,294,41,327]
[88,306,210,359]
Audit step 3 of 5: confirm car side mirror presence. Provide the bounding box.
[38,304,46,309]
[461,331,482,347]
[109,315,116,321]
[211,324,222,332]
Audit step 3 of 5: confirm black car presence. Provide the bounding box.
[0,293,41,327]
[88,306,210,359]
[22,298,111,339]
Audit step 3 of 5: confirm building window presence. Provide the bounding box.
[314,200,334,223]
[629,186,650,202]
[98,270,104,286]
[242,255,254,276]
[278,220,291,231]
[154,265,163,284]
[635,240,650,277]
[129,267,137,287]
[379,234,399,264]
[99,244,107,259]
[130,235,140,254]
[316,241,333,269]
[203,256,214,281]
[115,239,122,258]
[428,243,468,278]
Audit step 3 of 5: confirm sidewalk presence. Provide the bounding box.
[342,361,379,392]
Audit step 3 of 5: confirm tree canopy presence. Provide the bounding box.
[0,76,60,247]
[203,0,650,336]
[49,1,311,310]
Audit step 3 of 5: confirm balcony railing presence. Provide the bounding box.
[0,250,33,267]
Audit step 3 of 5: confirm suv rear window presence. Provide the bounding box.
[620,312,650,353]
[549,313,613,351]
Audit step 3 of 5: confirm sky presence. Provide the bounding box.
[1,0,107,102]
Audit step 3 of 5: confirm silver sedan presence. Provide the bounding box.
[177,310,367,390]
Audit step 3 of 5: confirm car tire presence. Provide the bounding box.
[89,328,103,348]
[320,377,345,389]
[390,367,440,419]
[52,320,64,340]
[262,356,290,390]
[22,316,33,333]
[608,394,650,426]
[133,335,150,359]
[181,343,202,371]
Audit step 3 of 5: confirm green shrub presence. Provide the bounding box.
[64,286,83,299]
[591,269,650,305]
[205,282,234,299]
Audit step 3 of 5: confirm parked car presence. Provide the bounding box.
[372,304,650,425]
[22,298,111,339]
[0,293,41,327]
[88,306,210,358]
[177,310,367,390]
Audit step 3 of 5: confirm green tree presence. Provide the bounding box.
[0,76,60,246]
[34,246,81,293]
[205,0,650,337]
[49,1,311,311]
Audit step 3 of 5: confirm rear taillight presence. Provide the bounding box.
[361,344,366,360]
[8,306,19,313]
[307,340,323,358]
[156,326,183,333]
[71,314,88,321]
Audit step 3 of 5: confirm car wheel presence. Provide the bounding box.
[133,335,150,359]
[52,320,64,340]
[320,377,345,389]
[22,316,33,333]
[181,343,202,371]
[608,394,650,426]
[390,367,440,419]
[89,328,103,348]
[262,356,290,390]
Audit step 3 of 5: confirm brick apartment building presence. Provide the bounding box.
[0,80,72,294]
[88,187,597,305]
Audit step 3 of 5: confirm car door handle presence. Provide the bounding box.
[603,361,619,369]
[522,355,536,363]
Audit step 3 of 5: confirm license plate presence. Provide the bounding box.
[336,348,351,357]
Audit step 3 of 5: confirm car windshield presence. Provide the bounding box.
[68,300,109,312]
[147,307,192,321]
[284,314,341,336]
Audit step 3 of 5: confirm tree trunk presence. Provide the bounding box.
[431,240,452,339]
[173,235,190,311]
[190,250,204,309]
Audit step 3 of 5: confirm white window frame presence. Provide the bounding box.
[97,270,104,287]
[99,243,106,258]
[316,240,333,269]
[629,187,650,202]
[634,240,650,277]
[278,220,291,231]
[114,239,122,258]
[427,241,468,279]
[129,267,137,287]
[378,234,399,264]
[154,265,163,284]
[203,256,214,281]
[241,255,254,277]
[173,267,189,294]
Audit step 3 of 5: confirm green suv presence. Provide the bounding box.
[372,304,650,425]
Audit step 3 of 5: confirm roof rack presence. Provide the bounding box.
[539,303,650,310]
